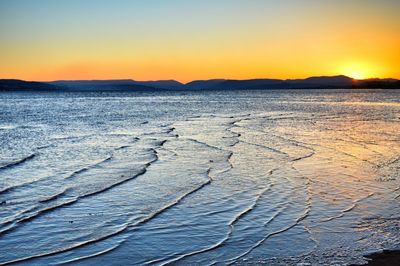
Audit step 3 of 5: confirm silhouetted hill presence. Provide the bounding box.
[1,76,399,92]
[352,78,400,89]
[185,79,227,90]
[49,79,184,91]
[139,80,184,89]
[0,79,58,91]
[288,75,353,87]
[188,76,355,90]
[215,79,285,90]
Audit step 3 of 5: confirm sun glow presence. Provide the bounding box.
[347,71,365,80]
[340,63,375,80]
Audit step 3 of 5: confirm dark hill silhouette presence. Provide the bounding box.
[49,79,184,90]
[352,78,400,89]
[140,80,184,89]
[190,76,354,90]
[208,79,285,90]
[0,79,59,91]
[185,79,227,90]
[1,76,399,92]
[288,75,353,87]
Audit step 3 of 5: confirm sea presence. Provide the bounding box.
[0,89,399,265]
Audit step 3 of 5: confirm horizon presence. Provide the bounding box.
[1,0,400,82]
[2,74,399,85]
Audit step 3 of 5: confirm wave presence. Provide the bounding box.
[319,192,375,223]
[0,169,213,265]
[154,185,272,265]
[58,239,127,265]
[0,154,113,197]
[225,205,309,264]
[0,154,36,172]
[38,187,72,203]
[0,158,155,237]
[0,221,129,265]
[1,134,142,196]
[130,168,212,229]
[284,135,377,167]
[65,155,113,180]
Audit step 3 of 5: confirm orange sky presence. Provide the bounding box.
[1,0,399,82]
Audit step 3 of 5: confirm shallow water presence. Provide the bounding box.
[0,89,399,265]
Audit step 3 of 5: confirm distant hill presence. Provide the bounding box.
[138,80,184,89]
[185,79,227,90]
[352,78,400,89]
[1,76,399,92]
[45,76,359,91]
[187,76,354,90]
[0,79,58,91]
[48,79,184,91]
[288,75,353,88]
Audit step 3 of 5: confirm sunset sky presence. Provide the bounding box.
[1,0,399,82]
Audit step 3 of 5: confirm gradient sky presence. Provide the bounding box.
[1,0,399,82]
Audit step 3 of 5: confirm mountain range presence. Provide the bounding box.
[1,76,399,91]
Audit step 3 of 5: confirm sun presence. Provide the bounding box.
[337,61,385,80]
[346,71,365,80]
[340,63,375,80]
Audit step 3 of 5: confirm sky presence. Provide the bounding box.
[0,0,399,82]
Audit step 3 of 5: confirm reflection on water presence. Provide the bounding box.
[0,89,399,265]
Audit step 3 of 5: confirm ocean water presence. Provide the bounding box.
[0,89,399,265]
